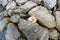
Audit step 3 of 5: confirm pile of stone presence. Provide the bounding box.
[0,0,60,40]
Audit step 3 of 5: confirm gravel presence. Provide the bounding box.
[0,0,60,40]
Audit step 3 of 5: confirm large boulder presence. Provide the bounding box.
[28,6,56,28]
[18,19,49,40]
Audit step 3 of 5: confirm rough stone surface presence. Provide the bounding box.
[10,14,20,23]
[16,0,28,5]
[7,10,14,16]
[5,23,21,40]
[58,33,60,40]
[0,18,9,32]
[49,29,58,40]
[0,29,6,40]
[0,6,4,12]
[58,0,60,10]
[43,0,56,9]
[54,11,60,31]
[2,0,8,7]
[6,1,16,10]
[13,1,37,14]
[28,6,56,28]
[0,10,8,20]
[30,0,42,4]
[18,19,49,40]
[39,28,49,40]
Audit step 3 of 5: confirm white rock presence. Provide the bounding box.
[10,14,20,23]
[28,6,56,28]
[28,16,37,23]
[16,0,28,5]
[6,23,21,40]
[0,18,9,32]
[6,1,16,10]
[54,11,60,31]
[43,0,56,9]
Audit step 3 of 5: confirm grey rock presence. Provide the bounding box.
[2,0,8,7]
[6,1,16,10]
[5,23,21,40]
[58,0,60,10]
[0,6,4,12]
[58,5,60,10]
[28,6,56,28]
[54,11,60,31]
[0,0,2,4]
[0,10,8,20]
[18,19,49,40]
[0,0,8,7]
[0,29,6,40]
[49,29,58,40]
[30,0,42,4]
[13,1,37,14]
[7,10,14,16]
[43,0,56,9]
[58,0,60,5]
[16,0,28,5]
[58,33,60,40]
[39,28,49,40]
[20,14,28,17]
[0,18,10,32]
[10,14,20,23]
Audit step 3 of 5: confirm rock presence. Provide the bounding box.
[10,14,20,23]
[58,0,60,10]
[13,1,37,14]
[54,11,60,31]
[30,0,42,4]
[39,28,49,40]
[0,0,2,4]
[6,1,16,10]
[58,0,60,5]
[5,23,21,40]
[0,0,8,7]
[0,10,8,20]
[2,0,8,7]
[58,33,60,40]
[28,6,56,28]
[7,10,14,16]
[18,19,49,40]
[28,16,37,23]
[49,29,58,40]
[20,13,29,18]
[0,18,9,32]
[43,0,56,9]
[0,6,4,12]
[0,29,6,40]
[16,0,28,5]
